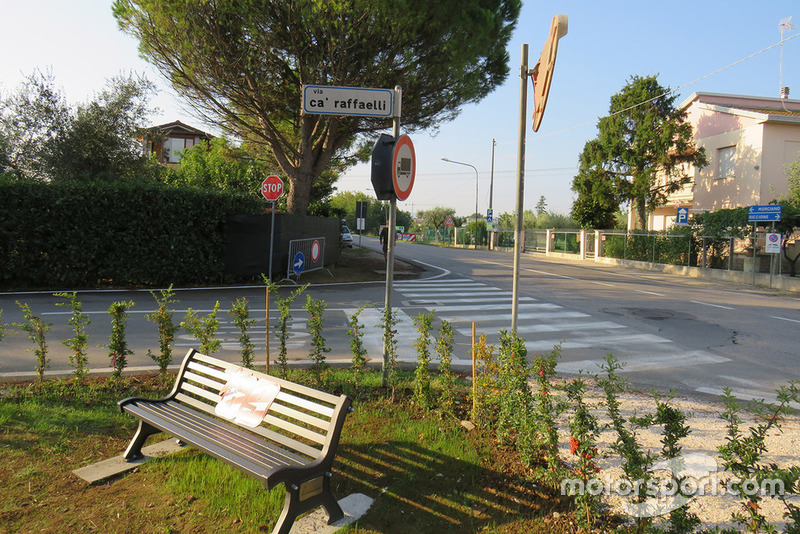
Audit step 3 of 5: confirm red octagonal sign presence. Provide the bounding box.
[261,175,284,201]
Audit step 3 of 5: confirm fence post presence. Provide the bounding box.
[728,237,734,271]
[652,234,657,264]
[702,237,707,269]
[579,229,587,260]
[595,230,602,262]
[545,229,552,256]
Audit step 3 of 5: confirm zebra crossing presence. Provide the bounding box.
[391,278,730,376]
[173,276,731,380]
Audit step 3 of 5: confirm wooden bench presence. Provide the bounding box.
[118,348,353,534]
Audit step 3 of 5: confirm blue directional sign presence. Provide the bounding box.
[748,205,782,222]
[676,207,689,226]
[486,208,493,223]
[292,251,305,276]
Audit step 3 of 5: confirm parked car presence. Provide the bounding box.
[341,225,353,248]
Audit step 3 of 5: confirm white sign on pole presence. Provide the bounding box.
[766,232,782,253]
[302,85,395,117]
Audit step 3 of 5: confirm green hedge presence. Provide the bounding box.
[0,181,264,288]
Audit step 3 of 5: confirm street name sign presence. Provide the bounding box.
[748,205,782,222]
[302,85,395,117]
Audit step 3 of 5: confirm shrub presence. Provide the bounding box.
[107,300,135,378]
[13,302,51,381]
[412,311,436,411]
[182,301,222,356]
[54,291,91,379]
[0,180,263,288]
[229,297,257,369]
[145,285,179,372]
[346,304,369,389]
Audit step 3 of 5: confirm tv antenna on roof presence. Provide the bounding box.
[779,16,796,98]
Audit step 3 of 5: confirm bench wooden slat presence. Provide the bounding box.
[180,381,222,404]
[185,360,337,422]
[183,369,225,390]
[175,383,331,445]
[261,413,326,445]
[183,367,334,425]
[135,401,312,467]
[124,404,301,479]
[174,393,324,459]
[275,391,335,418]
[268,403,330,431]
[192,352,342,406]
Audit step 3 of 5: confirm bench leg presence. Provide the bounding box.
[123,420,160,461]
[320,475,345,524]
[271,475,344,534]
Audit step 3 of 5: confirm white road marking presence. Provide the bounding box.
[690,300,735,310]
[771,315,800,324]
[558,351,730,375]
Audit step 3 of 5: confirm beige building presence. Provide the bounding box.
[633,92,800,230]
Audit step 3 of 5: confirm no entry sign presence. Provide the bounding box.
[261,175,284,201]
[391,135,416,201]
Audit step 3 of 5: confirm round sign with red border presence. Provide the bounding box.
[311,240,320,263]
[261,175,283,201]
[391,135,416,201]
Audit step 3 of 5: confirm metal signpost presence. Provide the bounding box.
[261,175,284,281]
[260,174,283,374]
[355,201,367,245]
[747,205,782,286]
[303,83,408,385]
[512,15,568,332]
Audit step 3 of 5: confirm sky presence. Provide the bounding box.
[1,1,799,219]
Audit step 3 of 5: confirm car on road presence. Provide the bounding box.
[341,225,353,248]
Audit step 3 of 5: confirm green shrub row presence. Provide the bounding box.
[0,180,264,288]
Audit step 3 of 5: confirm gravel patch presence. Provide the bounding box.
[557,386,800,531]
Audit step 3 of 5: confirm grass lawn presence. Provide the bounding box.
[0,370,574,534]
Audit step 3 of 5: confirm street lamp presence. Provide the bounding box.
[441,157,479,248]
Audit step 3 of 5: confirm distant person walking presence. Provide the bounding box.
[379,223,389,260]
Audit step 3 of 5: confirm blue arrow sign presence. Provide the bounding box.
[748,205,782,222]
[292,251,305,276]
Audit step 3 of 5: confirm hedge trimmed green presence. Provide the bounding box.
[0,181,264,288]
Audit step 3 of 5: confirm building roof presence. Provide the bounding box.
[681,92,800,124]
[148,120,214,139]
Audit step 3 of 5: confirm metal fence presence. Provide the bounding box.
[599,230,797,275]
[286,237,326,277]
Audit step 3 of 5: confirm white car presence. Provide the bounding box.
[341,225,354,248]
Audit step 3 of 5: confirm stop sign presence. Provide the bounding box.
[261,175,284,201]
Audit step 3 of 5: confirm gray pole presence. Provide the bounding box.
[489,139,496,211]
[489,139,496,250]
[511,44,529,333]
[440,158,479,247]
[268,201,276,280]
[382,85,401,386]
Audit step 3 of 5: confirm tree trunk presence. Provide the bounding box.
[286,168,314,215]
[636,197,647,230]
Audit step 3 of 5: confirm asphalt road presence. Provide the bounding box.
[2,238,799,404]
